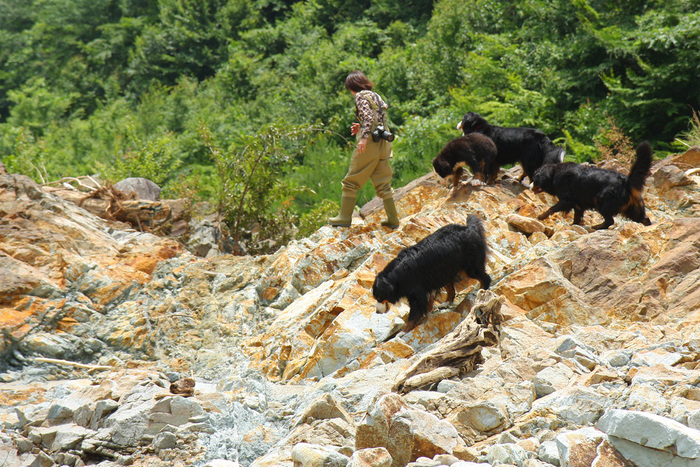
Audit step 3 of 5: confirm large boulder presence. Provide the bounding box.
[114,177,161,201]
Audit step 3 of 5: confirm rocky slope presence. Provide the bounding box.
[1,147,700,467]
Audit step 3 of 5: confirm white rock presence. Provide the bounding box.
[532,386,608,425]
[555,427,605,467]
[604,436,695,467]
[603,350,631,367]
[50,423,95,452]
[458,401,509,432]
[533,363,574,398]
[348,447,392,467]
[300,393,353,425]
[114,177,161,200]
[103,384,163,447]
[538,440,560,466]
[689,408,700,430]
[486,443,530,466]
[291,442,350,467]
[626,383,669,414]
[202,460,241,467]
[153,431,178,451]
[596,409,700,459]
[630,349,684,367]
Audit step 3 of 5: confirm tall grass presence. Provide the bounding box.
[675,110,700,149]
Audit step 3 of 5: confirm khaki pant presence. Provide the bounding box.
[341,137,394,200]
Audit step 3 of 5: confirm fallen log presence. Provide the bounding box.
[35,357,113,372]
[44,183,173,230]
[393,289,505,394]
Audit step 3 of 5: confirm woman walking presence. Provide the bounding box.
[329,70,400,229]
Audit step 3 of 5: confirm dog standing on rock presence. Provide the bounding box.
[433,133,499,189]
[458,111,565,183]
[532,141,653,230]
[372,216,492,333]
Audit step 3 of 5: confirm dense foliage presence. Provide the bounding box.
[1,0,699,251]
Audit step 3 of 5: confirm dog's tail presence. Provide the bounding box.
[554,147,566,163]
[627,141,653,192]
[466,214,488,252]
[541,138,566,165]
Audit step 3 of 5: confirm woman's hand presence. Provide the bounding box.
[350,122,360,136]
[357,137,367,154]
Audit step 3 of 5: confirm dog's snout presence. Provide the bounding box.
[375,301,388,313]
[456,121,463,131]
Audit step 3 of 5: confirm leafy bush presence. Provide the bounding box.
[561,102,616,163]
[97,122,181,188]
[0,127,50,182]
[199,122,319,255]
[298,198,339,238]
[674,110,700,150]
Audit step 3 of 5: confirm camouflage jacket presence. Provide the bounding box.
[355,90,389,140]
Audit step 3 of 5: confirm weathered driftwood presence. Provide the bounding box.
[45,183,172,230]
[393,289,504,394]
[169,377,196,397]
[35,357,113,372]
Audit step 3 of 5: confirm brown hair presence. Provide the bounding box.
[344,71,373,92]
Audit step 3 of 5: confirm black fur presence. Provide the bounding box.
[532,141,653,229]
[458,112,565,183]
[372,216,492,332]
[433,134,498,187]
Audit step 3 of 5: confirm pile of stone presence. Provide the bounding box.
[1,148,700,466]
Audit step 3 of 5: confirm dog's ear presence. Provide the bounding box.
[532,165,555,193]
[432,156,451,178]
[459,112,480,133]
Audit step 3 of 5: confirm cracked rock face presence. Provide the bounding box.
[2,148,700,466]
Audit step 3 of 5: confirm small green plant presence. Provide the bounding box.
[674,109,700,150]
[297,198,339,238]
[97,119,182,187]
[1,127,50,182]
[562,102,612,163]
[199,122,319,255]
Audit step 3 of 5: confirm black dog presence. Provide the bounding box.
[532,141,653,229]
[372,216,492,332]
[458,112,565,183]
[433,133,498,189]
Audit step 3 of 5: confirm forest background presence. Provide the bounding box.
[1,0,699,253]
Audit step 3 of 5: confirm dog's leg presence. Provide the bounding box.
[466,266,492,291]
[444,283,456,303]
[404,293,430,332]
[474,160,488,185]
[452,166,464,192]
[573,207,585,225]
[477,272,492,290]
[487,168,499,185]
[445,283,456,303]
[593,216,615,230]
[537,199,574,221]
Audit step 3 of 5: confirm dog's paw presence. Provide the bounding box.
[469,178,486,187]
